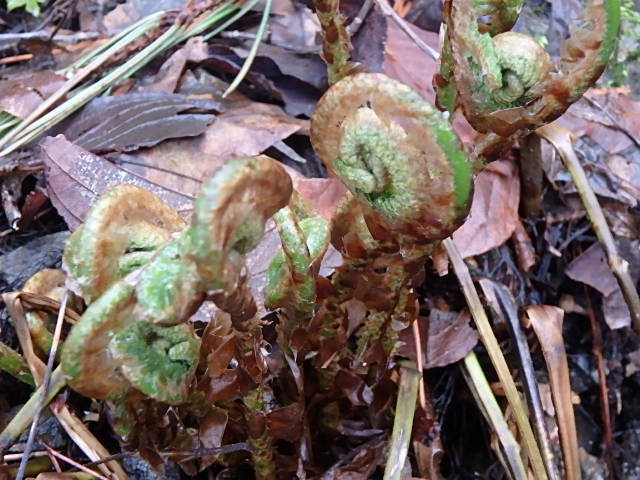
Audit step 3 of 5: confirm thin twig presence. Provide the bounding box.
[374,0,439,60]
[2,450,48,461]
[0,54,34,65]
[443,238,548,480]
[537,123,640,333]
[160,442,250,457]
[43,443,110,480]
[346,0,374,36]
[16,291,67,480]
[411,320,427,409]
[583,94,640,150]
[0,30,99,45]
[585,292,616,479]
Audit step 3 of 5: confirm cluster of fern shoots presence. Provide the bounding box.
[0,0,624,478]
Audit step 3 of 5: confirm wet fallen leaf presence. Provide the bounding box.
[270,5,320,51]
[267,403,303,442]
[321,436,387,480]
[140,37,210,93]
[384,20,438,101]
[0,71,66,119]
[41,135,194,229]
[526,305,581,480]
[117,100,308,192]
[541,135,639,209]
[248,43,328,91]
[198,406,228,470]
[566,243,619,297]
[511,220,537,272]
[103,0,184,34]
[205,44,322,117]
[557,89,640,155]
[62,92,218,153]
[452,160,520,258]
[397,309,478,368]
[352,3,387,74]
[335,368,374,406]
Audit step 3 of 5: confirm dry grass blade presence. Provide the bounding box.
[0,367,66,456]
[383,361,420,480]
[461,352,528,480]
[1,292,128,479]
[526,305,581,480]
[537,123,640,332]
[479,279,560,480]
[0,341,34,386]
[443,238,548,480]
[0,12,165,151]
[15,289,67,480]
[374,0,439,61]
[222,0,272,97]
[0,2,243,158]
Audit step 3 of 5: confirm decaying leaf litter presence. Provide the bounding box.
[0,0,639,479]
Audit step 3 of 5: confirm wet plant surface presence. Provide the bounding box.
[0,1,640,479]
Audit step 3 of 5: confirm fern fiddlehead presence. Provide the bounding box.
[440,0,621,137]
[60,155,292,477]
[308,72,473,371]
[312,72,472,245]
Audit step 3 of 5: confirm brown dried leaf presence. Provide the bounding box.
[511,220,537,272]
[267,402,303,442]
[270,6,320,51]
[200,368,255,403]
[412,406,444,480]
[566,243,631,329]
[558,89,640,155]
[384,21,438,102]
[119,101,307,190]
[566,243,619,297]
[201,312,236,377]
[452,159,520,258]
[205,44,322,117]
[41,135,194,229]
[198,406,228,469]
[201,102,306,160]
[141,37,210,93]
[397,309,478,368]
[526,305,580,480]
[321,437,386,480]
[63,92,217,153]
[335,368,374,406]
[0,71,66,119]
